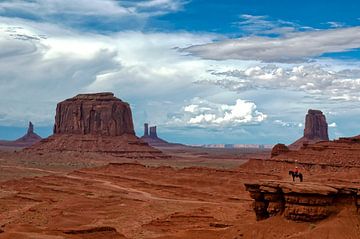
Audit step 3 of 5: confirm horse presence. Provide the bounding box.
[289,170,303,182]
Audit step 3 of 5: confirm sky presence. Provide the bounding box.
[0,0,360,144]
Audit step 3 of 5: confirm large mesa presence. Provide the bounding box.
[27,93,166,158]
[54,92,135,136]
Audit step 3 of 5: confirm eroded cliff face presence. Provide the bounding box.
[245,181,359,222]
[54,93,135,136]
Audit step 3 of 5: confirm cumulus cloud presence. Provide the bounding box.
[0,21,218,126]
[198,64,360,102]
[328,122,337,128]
[184,27,360,62]
[170,98,267,127]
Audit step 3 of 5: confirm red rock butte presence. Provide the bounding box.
[27,93,167,158]
[140,123,182,148]
[54,92,135,136]
[289,109,329,150]
[0,121,42,147]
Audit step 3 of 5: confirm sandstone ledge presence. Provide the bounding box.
[245,180,360,222]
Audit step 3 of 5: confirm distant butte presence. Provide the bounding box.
[27,93,167,158]
[289,109,329,150]
[140,123,181,147]
[0,121,42,148]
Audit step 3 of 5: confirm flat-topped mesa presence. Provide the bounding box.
[54,92,135,136]
[26,94,168,158]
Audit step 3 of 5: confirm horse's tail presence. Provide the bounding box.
[299,173,303,182]
[289,170,293,176]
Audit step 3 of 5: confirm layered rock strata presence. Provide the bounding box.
[272,136,360,167]
[245,180,360,222]
[54,92,135,136]
[27,93,166,158]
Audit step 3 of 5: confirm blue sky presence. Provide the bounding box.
[0,0,360,144]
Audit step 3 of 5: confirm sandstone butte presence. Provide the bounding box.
[140,123,183,147]
[289,109,329,150]
[0,121,42,147]
[26,93,167,158]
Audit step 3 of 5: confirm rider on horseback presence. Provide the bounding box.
[289,160,303,182]
[294,166,299,176]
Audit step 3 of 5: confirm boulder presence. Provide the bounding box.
[271,144,289,157]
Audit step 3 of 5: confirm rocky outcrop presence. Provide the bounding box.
[144,123,149,136]
[304,109,329,140]
[0,122,42,148]
[271,135,360,167]
[54,92,135,136]
[140,123,181,148]
[245,181,360,222]
[271,144,289,157]
[289,109,329,150]
[149,126,158,138]
[15,121,42,144]
[27,93,167,158]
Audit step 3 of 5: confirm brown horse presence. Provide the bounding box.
[289,170,303,182]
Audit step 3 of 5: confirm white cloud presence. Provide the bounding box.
[233,14,304,36]
[136,0,188,12]
[0,21,218,126]
[171,98,267,127]
[274,120,303,128]
[0,0,133,17]
[327,22,344,28]
[199,63,360,102]
[329,122,337,128]
[184,27,360,62]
